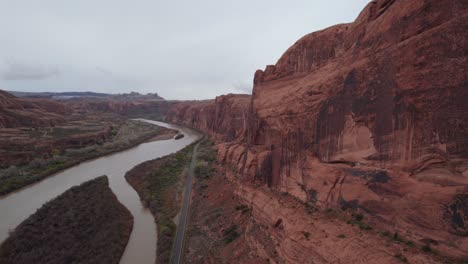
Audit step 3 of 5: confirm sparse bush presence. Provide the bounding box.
[28,158,48,170]
[393,232,404,243]
[0,166,18,179]
[52,149,61,156]
[422,244,432,253]
[347,213,372,231]
[110,128,118,137]
[223,225,240,244]
[390,232,416,247]
[354,213,364,221]
[357,221,372,230]
[64,146,95,157]
[235,204,249,211]
[234,204,251,215]
[194,163,214,179]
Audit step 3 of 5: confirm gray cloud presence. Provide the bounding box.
[0,0,370,99]
[1,62,60,81]
[95,66,113,76]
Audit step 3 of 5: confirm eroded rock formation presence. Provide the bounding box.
[166,94,250,142]
[165,0,468,261]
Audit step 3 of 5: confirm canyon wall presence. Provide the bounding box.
[166,0,468,260]
[166,94,250,142]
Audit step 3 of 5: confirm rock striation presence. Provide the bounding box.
[166,94,250,142]
[165,0,468,261]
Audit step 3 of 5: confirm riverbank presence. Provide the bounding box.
[0,176,133,264]
[125,142,196,263]
[0,120,175,196]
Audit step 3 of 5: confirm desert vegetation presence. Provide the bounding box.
[0,176,133,264]
[184,140,285,264]
[125,142,196,264]
[0,120,170,195]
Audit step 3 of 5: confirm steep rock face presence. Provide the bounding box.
[166,0,468,260]
[0,90,66,128]
[166,94,250,142]
[246,0,468,233]
[251,0,468,167]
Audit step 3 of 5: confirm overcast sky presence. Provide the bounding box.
[0,0,370,100]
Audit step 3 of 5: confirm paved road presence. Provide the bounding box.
[170,141,200,264]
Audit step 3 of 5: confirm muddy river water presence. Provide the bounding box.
[0,119,200,264]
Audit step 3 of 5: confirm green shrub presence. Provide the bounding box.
[194,163,214,179]
[354,213,364,221]
[347,213,372,231]
[0,166,18,179]
[110,128,118,137]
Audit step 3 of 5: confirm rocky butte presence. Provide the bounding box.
[166,0,468,262]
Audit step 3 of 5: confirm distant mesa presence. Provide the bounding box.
[8,90,165,101]
[0,89,169,125]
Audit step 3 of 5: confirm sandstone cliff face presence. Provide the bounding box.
[252,0,468,168]
[166,94,251,142]
[166,0,468,261]
[0,90,66,128]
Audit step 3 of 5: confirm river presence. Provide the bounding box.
[0,119,200,264]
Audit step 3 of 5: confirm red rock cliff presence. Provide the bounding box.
[167,0,468,260]
[166,94,251,142]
